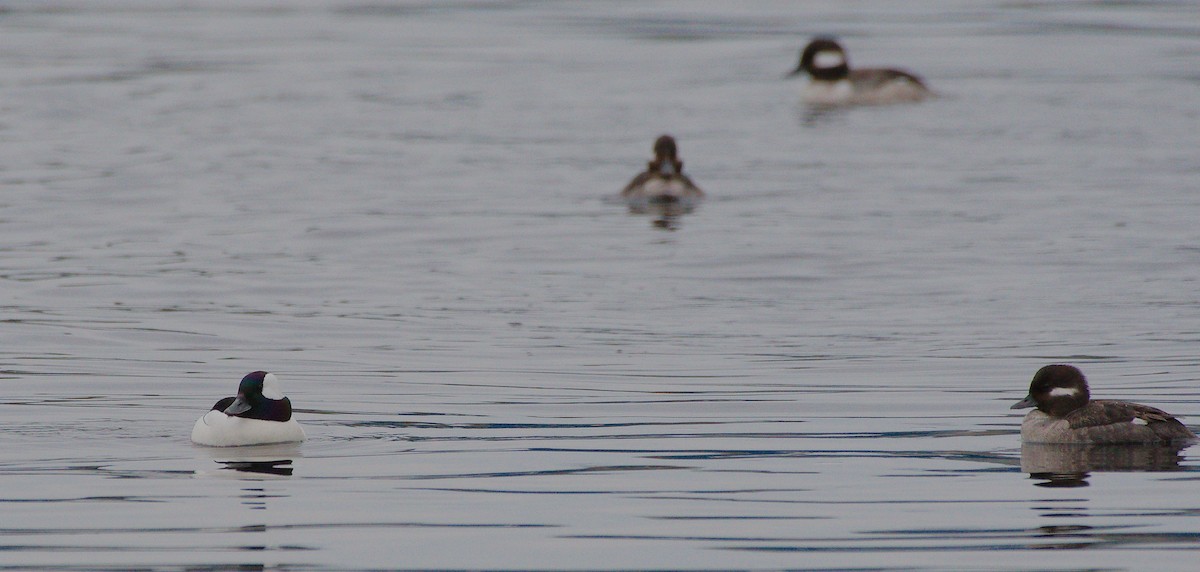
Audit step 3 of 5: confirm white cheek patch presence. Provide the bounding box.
[1048,387,1079,398]
[261,373,285,400]
[813,50,845,69]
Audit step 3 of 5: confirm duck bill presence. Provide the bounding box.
[1010,395,1036,410]
[223,394,251,415]
[785,66,805,79]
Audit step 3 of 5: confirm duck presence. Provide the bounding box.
[787,37,931,106]
[621,135,704,207]
[1011,364,1196,444]
[191,371,306,447]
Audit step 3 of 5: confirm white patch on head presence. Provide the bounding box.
[813,49,846,69]
[261,372,285,400]
[1048,387,1079,398]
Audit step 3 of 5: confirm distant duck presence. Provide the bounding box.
[191,371,306,447]
[1011,365,1196,444]
[621,135,704,207]
[787,37,931,106]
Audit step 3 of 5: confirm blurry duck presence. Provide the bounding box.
[621,135,704,208]
[787,37,931,106]
[1011,365,1196,444]
[191,371,306,447]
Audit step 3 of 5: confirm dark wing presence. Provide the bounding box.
[621,171,654,196]
[1128,402,1181,425]
[210,396,236,412]
[1067,400,1176,428]
[1063,400,1194,443]
[1065,400,1136,429]
[848,67,927,90]
[1120,401,1196,441]
[676,173,704,197]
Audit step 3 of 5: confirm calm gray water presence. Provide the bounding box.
[3,1,1200,570]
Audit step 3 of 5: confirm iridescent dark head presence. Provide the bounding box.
[239,370,269,397]
[224,371,263,416]
[222,370,291,421]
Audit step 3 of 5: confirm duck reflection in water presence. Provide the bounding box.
[218,459,295,476]
[195,441,302,479]
[621,135,704,230]
[1021,442,1189,488]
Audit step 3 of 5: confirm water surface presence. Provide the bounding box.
[2,1,1200,570]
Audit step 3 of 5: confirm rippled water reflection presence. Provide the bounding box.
[3,0,1200,570]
